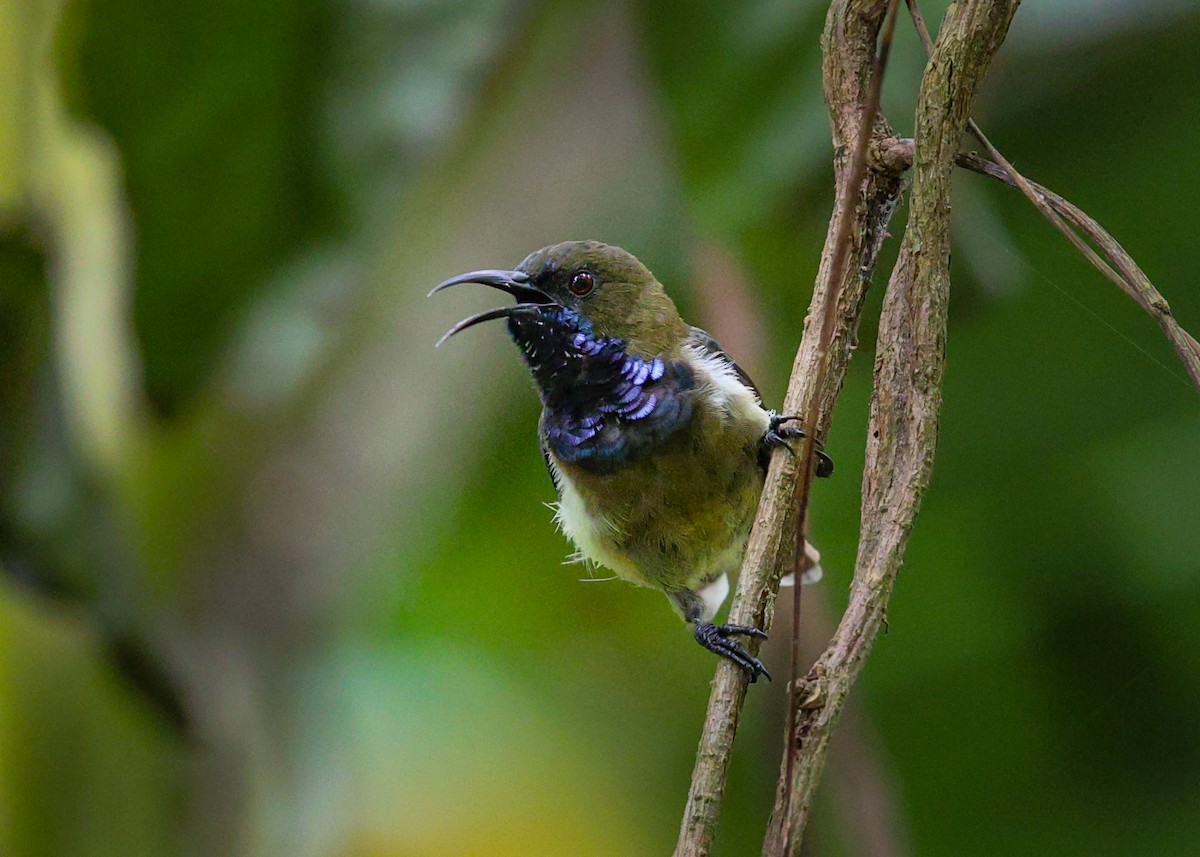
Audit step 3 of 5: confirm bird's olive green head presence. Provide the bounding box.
[430,240,688,358]
[432,242,693,420]
[512,241,688,356]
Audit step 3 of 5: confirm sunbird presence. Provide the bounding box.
[432,241,831,681]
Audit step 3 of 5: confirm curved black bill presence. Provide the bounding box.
[430,267,554,347]
[434,302,543,348]
[427,268,551,305]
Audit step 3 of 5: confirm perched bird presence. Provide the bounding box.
[431,241,831,681]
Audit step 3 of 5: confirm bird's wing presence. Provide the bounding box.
[686,326,762,401]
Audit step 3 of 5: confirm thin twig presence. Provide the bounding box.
[763,2,1021,853]
[673,2,908,854]
[968,125,1200,391]
[784,1,901,851]
[904,0,1200,392]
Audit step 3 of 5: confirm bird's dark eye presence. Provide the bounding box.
[569,270,596,297]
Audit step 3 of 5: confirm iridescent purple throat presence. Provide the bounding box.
[507,307,694,471]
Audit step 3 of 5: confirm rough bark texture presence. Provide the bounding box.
[762,2,1021,853]
[679,0,1199,852]
[673,3,905,855]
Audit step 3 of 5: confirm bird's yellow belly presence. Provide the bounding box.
[549,427,763,593]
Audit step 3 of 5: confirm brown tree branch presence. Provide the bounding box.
[673,2,907,854]
[679,0,1195,851]
[691,239,912,857]
[783,1,901,842]
[763,2,1020,854]
[783,584,912,856]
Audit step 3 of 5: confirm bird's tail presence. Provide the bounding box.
[779,541,823,587]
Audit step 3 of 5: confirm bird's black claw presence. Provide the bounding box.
[760,413,834,478]
[717,623,769,640]
[693,621,772,682]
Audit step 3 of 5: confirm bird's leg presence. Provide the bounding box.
[670,590,772,683]
[760,412,835,478]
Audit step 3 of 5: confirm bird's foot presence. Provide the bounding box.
[760,413,834,478]
[693,621,771,682]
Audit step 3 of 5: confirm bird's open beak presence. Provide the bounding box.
[428,268,554,347]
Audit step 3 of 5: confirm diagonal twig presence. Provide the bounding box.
[904,0,1200,393]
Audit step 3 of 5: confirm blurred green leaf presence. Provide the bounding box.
[72,0,345,413]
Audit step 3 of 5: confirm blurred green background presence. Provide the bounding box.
[1,0,1198,855]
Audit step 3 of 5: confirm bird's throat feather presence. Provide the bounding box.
[507,308,695,471]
